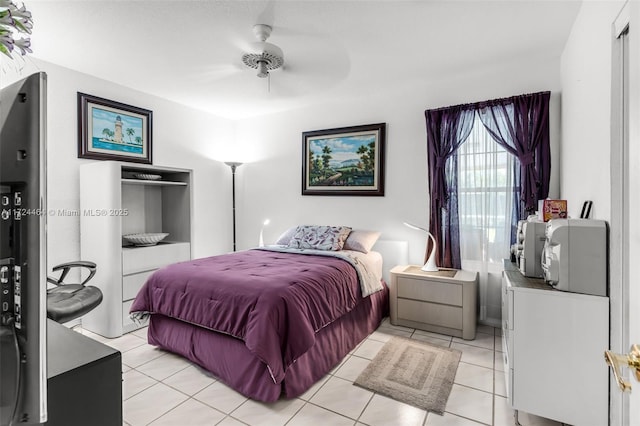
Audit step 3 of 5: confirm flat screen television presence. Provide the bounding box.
[0,72,48,425]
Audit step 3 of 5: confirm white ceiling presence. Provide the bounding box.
[27,0,581,119]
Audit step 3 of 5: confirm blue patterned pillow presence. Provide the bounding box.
[287,225,352,251]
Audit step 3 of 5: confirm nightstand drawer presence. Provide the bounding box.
[397,277,462,305]
[397,299,463,329]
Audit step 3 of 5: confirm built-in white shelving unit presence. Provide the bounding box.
[80,161,193,337]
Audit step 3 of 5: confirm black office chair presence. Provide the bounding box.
[47,261,103,324]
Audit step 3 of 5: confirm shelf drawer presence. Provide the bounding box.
[122,300,146,334]
[122,270,154,301]
[122,300,134,328]
[397,277,462,305]
[397,298,463,329]
[122,242,190,275]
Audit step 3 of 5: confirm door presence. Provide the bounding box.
[609,3,640,425]
[626,3,640,423]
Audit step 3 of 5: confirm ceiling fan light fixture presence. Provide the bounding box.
[256,60,268,78]
[241,24,284,78]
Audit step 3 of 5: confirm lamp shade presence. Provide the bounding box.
[224,161,243,172]
[403,222,438,272]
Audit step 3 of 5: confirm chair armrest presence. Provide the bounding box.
[49,261,97,286]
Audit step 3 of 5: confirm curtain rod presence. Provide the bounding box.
[425,90,551,113]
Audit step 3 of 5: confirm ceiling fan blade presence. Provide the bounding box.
[192,63,244,83]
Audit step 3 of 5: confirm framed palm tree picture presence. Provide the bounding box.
[78,92,152,164]
[302,123,386,196]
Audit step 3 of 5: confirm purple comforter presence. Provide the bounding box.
[129,249,364,383]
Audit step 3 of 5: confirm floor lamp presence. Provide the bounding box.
[225,162,242,251]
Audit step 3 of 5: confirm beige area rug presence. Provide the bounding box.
[354,336,461,415]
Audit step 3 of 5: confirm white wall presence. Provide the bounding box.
[560,0,624,221]
[1,58,236,273]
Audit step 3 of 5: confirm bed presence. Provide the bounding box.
[129,226,393,402]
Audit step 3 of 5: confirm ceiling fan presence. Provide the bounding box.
[241,24,284,79]
[198,21,348,100]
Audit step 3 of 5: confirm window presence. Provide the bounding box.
[425,91,550,324]
[456,114,516,322]
[457,115,515,263]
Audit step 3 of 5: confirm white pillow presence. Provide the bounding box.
[343,229,381,253]
[274,227,297,245]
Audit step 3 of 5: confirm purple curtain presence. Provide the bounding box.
[477,91,551,215]
[425,91,551,269]
[425,106,475,269]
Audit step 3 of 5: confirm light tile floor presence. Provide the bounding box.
[77,320,564,426]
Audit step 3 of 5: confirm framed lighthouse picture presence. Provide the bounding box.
[78,92,153,164]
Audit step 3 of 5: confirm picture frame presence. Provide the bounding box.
[78,92,152,164]
[302,123,386,196]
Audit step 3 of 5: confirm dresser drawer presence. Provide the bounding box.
[397,276,462,306]
[122,270,154,301]
[122,242,190,275]
[397,298,463,329]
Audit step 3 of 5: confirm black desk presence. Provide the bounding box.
[47,320,122,426]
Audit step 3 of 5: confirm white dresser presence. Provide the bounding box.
[502,261,609,425]
[80,161,192,337]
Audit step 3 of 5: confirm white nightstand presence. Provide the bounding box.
[389,265,478,340]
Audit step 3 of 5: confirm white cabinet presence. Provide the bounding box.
[502,261,609,426]
[80,161,192,337]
